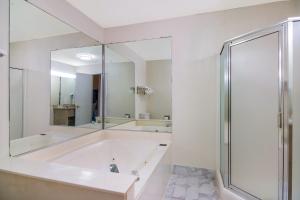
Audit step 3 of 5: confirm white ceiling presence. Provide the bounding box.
[51,38,172,67]
[10,0,77,42]
[51,45,131,66]
[51,46,103,66]
[124,38,172,61]
[66,0,284,28]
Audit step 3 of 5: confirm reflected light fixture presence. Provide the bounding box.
[76,53,96,61]
[51,70,76,79]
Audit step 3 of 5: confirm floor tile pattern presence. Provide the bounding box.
[163,165,220,200]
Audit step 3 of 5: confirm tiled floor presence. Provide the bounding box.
[163,165,220,200]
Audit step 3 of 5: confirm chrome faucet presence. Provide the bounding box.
[110,164,119,173]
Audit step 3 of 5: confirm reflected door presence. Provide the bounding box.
[230,33,280,199]
[75,73,93,126]
[9,68,24,140]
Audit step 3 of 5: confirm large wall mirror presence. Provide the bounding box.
[9,0,172,156]
[9,0,102,156]
[104,38,172,133]
[50,46,102,129]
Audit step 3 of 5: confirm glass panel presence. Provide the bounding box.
[9,0,101,156]
[220,44,229,187]
[104,38,172,133]
[230,33,279,199]
[292,21,300,200]
[104,45,136,128]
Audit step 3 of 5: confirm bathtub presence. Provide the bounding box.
[52,138,170,199]
[20,130,172,200]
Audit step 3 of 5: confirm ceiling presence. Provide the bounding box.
[51,46,103,67]
[10,0,77,42]
[66,0,284,28]
[51,38,172,67]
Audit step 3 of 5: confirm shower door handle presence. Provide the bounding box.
[277,112,283,128]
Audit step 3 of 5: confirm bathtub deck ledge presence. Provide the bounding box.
[0,157,138,195]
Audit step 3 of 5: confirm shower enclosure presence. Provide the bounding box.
[220,18,300,200]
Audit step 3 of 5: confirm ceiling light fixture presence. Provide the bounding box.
[76,53,96,61]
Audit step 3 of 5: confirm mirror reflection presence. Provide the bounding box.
[105,38,172,132]
[9,0,102,156]
[50,47,102,129]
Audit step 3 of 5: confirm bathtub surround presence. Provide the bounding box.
[8,130,171,200]
[0,130,172,200]
[164,165,219,200]
[0,158,137,200]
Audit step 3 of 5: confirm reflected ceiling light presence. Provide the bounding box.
[76,53,96,61]
[51,70,76,79]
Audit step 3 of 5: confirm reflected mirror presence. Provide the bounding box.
[105,38,172,133]
[9,0,102,156]
[50,46,102,129]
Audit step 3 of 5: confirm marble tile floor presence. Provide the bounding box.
[163,165,220,200]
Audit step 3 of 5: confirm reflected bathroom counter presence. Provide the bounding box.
[78,122,117,129]
[109,119,172,133]
[10,126,97,156]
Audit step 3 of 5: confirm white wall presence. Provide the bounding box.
[146,60,172,119]
[0,0,9,158]
[10,33,98,137]
[108,44,147,119]
[104,1,299,169]
[106,62,135,118]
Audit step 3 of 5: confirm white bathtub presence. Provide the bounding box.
[20,131,172,200]
[53,138,170,199]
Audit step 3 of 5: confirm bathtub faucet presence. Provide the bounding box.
[110,164,119,173]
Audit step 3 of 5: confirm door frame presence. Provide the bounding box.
[222,24,292,200]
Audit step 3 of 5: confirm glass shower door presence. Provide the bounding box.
[220,44,229,187]
[229,32,280,199]
[292,21,300,200]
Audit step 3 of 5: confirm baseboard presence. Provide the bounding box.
[216,170,245,200]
